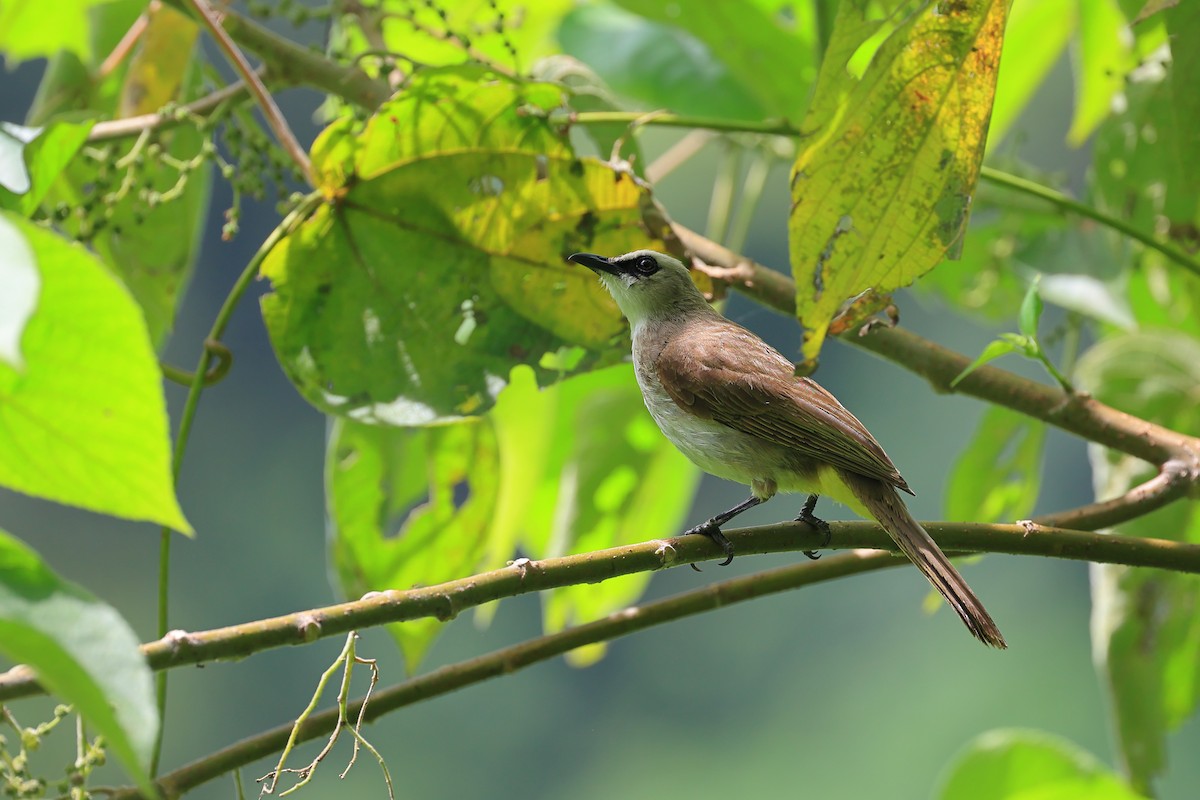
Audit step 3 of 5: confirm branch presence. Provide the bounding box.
[108,516,1200,799]
[159,0,391,110]
[675,225,1200,474]
[88,78,251,143]
[184,0,312,185]
[4,508,1199,703]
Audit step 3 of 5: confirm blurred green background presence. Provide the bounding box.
[3,4,1199,798]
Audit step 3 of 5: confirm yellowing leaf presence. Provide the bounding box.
[789,0,1007,364]
[265,71,670,424]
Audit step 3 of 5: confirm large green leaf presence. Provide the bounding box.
[987,0,1076,148]
[945,405,1044,523]
[0,529,157,795]
[1076,331,1200,795]
[263,70,668,424]
[557,3,769,120]
[611,0,817,118]
[788,0,1007,364]
[326,417,499,671]
[938,729,1146,800]
[330,0,573,78]
[0,213,190,532]
[491,365,700,665]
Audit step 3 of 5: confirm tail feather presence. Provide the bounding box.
[839,470,1007,649]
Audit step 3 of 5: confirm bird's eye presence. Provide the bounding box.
[634,255,659,275]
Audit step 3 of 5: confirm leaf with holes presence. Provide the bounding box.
[788,0,1006,365]
[326,417,499,671]
[491,365,700,665]
[263,69,672,424]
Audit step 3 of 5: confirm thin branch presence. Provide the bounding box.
[159,0,392,110]
[978,165,1200,279]
[88,79,251,143]
[184,0,312,185]
[4,510,1199,703]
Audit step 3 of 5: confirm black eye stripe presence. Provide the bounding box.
[634,256,658,275]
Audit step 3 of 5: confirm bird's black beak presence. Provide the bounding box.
[567,252,618,275]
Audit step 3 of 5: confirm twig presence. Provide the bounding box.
[88,79,252,143]
[184,0,313,185]
[97,2,156,79]
[159,0,392,110]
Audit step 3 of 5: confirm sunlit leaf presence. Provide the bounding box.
[612,0,818,118]
[951,338,1021,387]
[0,214,190,532]
[0,529,157,795]
[789,0,1007,364]
[326,417,498,671]
[946,406,1043,523]
[330,0,573,78]
[265,70,668,424]
[987,0,1076,148]
[491,366,700,665]
[0,120,94,216]
[938,728,1146,800]
[557,3,768,120]
[0,0,139,65]
[1076,331,1200,795]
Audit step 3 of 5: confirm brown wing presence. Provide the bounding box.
[655,319,911,492]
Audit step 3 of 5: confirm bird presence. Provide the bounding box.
[567,249,1006,648]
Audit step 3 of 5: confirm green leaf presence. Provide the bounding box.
[264,70,670,423]
[789,0,1007,363]
[987,0,1076,148]
[946,406,1044,523]
[36,8,208,349]
[0,0,112,64]
[1069,0,1136,145]
[611,0,818,118]
[0,120,94,216]
[557,3,768,120]
[1091,3,1200,257]
[938,729,1147,800]
[1076,331,1200,795]
[1017,277,1043,339]
[951,338,1021,387]
[0,213,190,533]
[330,0,573,79]
[0,529,157,795]
[491,365,700,665]
[326,417,499,671]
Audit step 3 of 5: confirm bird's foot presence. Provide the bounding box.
[795,494,831,560]
[684,520,735,570]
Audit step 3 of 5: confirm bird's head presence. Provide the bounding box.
[567,250,710,325]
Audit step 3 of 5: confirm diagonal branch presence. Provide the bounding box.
[184,0,313,185]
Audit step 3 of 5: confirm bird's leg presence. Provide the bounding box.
[796,494,831,560]
[684,495,764,567]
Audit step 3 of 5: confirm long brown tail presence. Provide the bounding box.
[839,470,1007,649]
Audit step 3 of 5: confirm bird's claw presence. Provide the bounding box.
[795,494,832,560]
[684,520,735,569]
